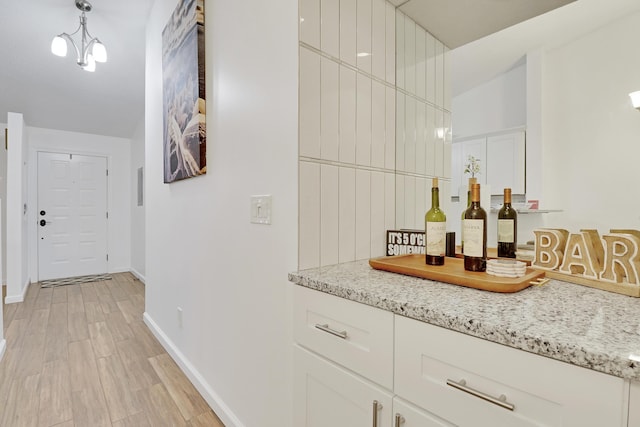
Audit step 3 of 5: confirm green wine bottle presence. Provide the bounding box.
[425,178,446,265]
[463,183,487,271]
[497,188,517,258]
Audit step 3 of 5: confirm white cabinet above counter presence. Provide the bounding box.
[452,129,526,196]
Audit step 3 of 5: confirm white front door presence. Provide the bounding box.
[37,152,108,281]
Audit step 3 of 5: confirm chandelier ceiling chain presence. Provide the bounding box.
[51,0,107,72]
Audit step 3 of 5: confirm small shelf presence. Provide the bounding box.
[489,209,563,214]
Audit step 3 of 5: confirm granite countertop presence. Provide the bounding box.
[288,259,640,381]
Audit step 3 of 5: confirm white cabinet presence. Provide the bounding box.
[294,345,394,427]
[395,315,626,427]
[628,381,640,426]
[293,286,629,427]
[486,132,525,194]
[453,130,525,196]
[293,285,394,389]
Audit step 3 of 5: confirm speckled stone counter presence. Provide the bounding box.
[288,260,640,381]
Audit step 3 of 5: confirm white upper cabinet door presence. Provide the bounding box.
[460,137,486,186]
[486,131,526,195]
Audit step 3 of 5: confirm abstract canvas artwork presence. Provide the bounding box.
[162,0,206,183]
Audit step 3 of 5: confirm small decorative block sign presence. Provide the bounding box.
[386,230,425,256]
[532,228,640,297]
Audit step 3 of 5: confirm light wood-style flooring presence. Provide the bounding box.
[0,273,225,427]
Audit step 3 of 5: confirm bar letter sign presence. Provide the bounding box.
[532,228,640,297]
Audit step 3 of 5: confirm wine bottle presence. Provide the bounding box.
[460,177,476,254]
[463,183,487,271]
[497,188,517,258]
[425,178,446,265]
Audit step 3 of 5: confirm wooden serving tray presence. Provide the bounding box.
[369,254,545,293]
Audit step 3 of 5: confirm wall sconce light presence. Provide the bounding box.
[629,91,640,110]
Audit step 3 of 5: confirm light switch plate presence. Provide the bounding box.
[250,195,272,225]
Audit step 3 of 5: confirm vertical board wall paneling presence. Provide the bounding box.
[299,2,450,269]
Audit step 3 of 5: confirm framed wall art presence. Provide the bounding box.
[162,0,206,183]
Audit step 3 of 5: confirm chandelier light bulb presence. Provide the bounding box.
[83,54,96,72]
[92,41,107,63]
[630,91,640,110]
[51,36,68,57]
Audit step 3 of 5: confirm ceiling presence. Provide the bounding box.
[1,0,639,139]
[450,0,640,96]
[0,0,153,139]
[391,0,576,49]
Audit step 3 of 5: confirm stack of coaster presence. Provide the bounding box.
[486,259,527,278]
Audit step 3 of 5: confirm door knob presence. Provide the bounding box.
[40,219,47,227]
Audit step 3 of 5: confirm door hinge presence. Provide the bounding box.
[106,254,109,261]
[106,169,109,176]
[106,212,109,219]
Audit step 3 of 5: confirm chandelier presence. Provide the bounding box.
[51,0,107,72]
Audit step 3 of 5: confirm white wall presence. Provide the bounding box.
[144,0,297,426]
[130,119,145,282]
[6,112,29,302]
[0,123,7,285]
[540,11,640,232]
[0,199,4,361]
[26,126,132,283]
[452,60,526,140]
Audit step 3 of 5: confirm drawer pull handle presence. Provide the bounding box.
[372,400,382,427]
[315,323,348,339]
[394,413,405,426]
[446,379,515,411]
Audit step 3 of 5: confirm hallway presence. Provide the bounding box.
[0,273,224,426]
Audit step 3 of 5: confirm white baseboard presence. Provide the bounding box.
[143,312,244,427]
[5,279,31,304]
[130,268,146,284]
[0,339,6,363]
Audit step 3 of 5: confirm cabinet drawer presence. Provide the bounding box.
[293,285,394,389]
[395,315,626,427]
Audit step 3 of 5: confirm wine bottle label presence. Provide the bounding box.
[498,219,515,243]
[463,219,484,257]
[426,222,446,256]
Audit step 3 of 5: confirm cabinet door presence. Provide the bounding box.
[393,397,455,427]
[460,138,486,186]
[450,142,462,198]
[629,381,640,426]
[486,131,525,194]
[294,345,393,427]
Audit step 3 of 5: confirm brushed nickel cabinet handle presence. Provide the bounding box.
[372,400,382,427]
[314,323,348,339]
[395,413,405,427]
[446,379,515,411]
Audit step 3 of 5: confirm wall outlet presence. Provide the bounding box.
[177,306,183,328]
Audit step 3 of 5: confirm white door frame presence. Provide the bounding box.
[28,148,111,283]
